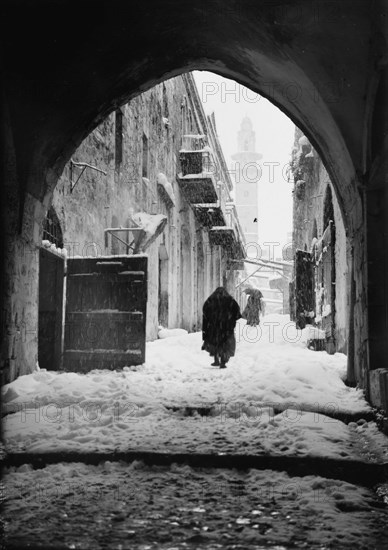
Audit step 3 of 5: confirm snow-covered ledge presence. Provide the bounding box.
[156,172,175,208]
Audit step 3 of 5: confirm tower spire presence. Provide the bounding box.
[231,117,262,249]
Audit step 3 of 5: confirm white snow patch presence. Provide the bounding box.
[158,327,189,339]
[3,462,388,549]
[2,315,376,461]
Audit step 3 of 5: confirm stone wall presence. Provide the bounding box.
[291,129,349,354]
[1,74,243,383]
[51,74,238,342]
[3,0,384,392]
[1,99,48,382]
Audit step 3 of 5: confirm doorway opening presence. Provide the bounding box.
[158,243,169,327]
[38,207,65,370]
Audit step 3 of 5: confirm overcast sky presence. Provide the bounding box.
[193,71,295,253]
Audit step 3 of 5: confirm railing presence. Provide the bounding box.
[181,134,206,151]
[179,149,218,177]
[179,135,220,178]
[202,151,215,174]
[230,204,246,245]
[216,181,228,212]
[224,204,238,234]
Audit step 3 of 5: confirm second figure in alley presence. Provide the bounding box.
[201,287,242,369]
[242,287,264,327]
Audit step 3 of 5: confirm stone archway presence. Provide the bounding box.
[2,0,387,386]
[3,1,370,214]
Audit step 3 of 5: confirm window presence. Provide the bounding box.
[115,109,123,168]
[142,134,149,178]
[42,206,63,248]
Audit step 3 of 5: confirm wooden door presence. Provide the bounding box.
[315,221,336,351]
[295,250,315,329]
[64,255,147,372]
[158,246,169,327]
[38,248,65,370]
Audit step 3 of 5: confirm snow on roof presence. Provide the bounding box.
[156,172,175,205]
[41,240,67,258]
[182,134,206,139]
[178,172,215,179]
[70,254,148,259]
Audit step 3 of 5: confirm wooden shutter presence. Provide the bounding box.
[64,255,147,372]
[295,250,315,329]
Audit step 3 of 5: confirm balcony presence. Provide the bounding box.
[192,181,228,227]
[209,204,246,260]
[177,135,219,203]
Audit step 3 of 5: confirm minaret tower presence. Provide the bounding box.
[231,117,262,248]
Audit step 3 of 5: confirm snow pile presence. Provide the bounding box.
[4,406,369,459]
[41,240,67,258]
[158,327,189,339]
[156,172,175,205]
[305,325,326,340]
[131,212,168,253]
[3,462,388,549]
[132,213,167,235]
[2,315,377,459]
[71,253,148,260]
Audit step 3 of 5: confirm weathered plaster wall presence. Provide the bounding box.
[3,1,385,388]
[292,130,349,354]
[51,75,237,343]
[1,101,47,382]
[0,74,243,384]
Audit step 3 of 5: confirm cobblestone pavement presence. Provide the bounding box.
[2,461,388,549]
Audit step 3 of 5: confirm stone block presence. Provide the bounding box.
[369,368,388,412]
[381,370,388,414]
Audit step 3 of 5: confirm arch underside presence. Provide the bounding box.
[3,0,377,235]
[3,0,386,389]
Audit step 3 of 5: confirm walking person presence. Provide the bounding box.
[201,287,242,369]
[242,287,264,327]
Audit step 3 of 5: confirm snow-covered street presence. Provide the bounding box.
[3,461,388,550]
[2,315,388,549]
[2,315,387,462]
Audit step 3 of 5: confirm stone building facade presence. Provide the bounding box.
[3,0,388,408]
[37,72,245,371]
[290,128,348,355]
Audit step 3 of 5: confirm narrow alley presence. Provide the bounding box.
[2,316,388,549]
[2,1,388,549]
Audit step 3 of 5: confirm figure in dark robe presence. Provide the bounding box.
[201,287,242,368]
[242,287,263,327]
